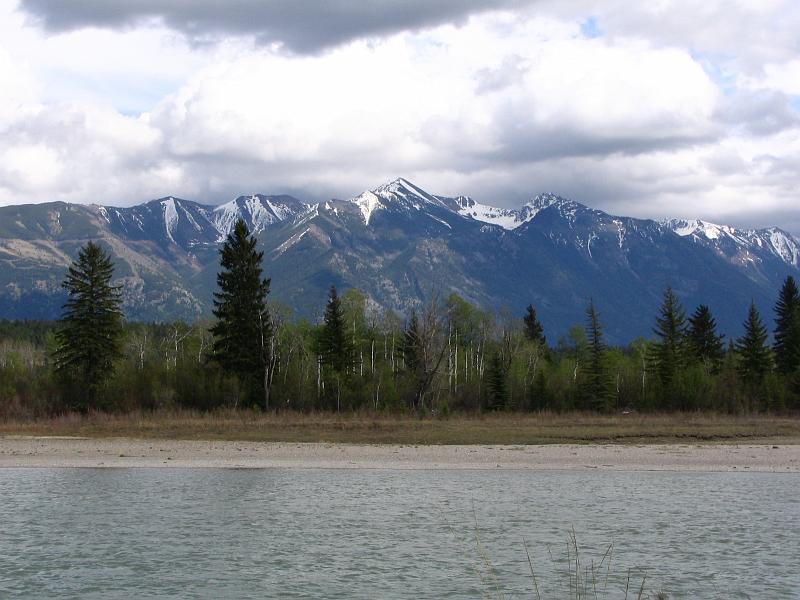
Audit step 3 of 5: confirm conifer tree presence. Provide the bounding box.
[649,287,688,389]
[318,285,353,373]
[53,241,123,409]
[583,300,615,412]
[687,304,725,371]
[485,351,508,410]
[523,304,546,345]
[773,276,800,375]
[402,311,421,373]
[210,219,273,408]
[736,301,772,385]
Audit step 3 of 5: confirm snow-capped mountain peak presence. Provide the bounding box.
[374,177,439,203]
[665,218,800,269]
[524,192,572,213]
[350,181,592,231]
[350,178,451,225]
[211,194,307,239]
[518,193,579,224]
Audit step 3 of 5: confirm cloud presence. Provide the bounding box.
[537,0,800,74]
[19,0,534,54]
[716,90,800,137]
[2,1,800,235]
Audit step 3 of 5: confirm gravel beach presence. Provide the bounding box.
[0,437,798,471]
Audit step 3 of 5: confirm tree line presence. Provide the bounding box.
[1,218,800,416]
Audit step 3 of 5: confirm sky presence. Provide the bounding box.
[0,0,799,232]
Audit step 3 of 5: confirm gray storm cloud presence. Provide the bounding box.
[19,0,534,53]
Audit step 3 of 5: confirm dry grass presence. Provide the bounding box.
[1,410,799,444]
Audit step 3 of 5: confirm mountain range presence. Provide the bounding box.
[1,177,798,342]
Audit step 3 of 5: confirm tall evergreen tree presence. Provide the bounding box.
[53,241,123,409]
[210,219,273,408]
[402,311,421,373]
[583,300,615,412]
[523,304,546,345]
[485,351,508,410]
[317,285,353,373]
[736,301,772,385]
[649,287,688,389]
[687,304,725,371]
[773,276,800,375]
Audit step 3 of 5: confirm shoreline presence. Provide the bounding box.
[1,437,798,471]
[2,412,799,446]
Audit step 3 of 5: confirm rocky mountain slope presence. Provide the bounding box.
[0,178,796,342]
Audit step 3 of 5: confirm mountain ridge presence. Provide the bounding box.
[0,178,796,342]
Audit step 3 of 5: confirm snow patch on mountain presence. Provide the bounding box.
[450,196,521,229]
[668,219,744,242]
[666,218,800,268]
[272,228,309,257]
[766,227,800,267]
[427,213,452,229]
[353,191,384,225]
[161,198,178,244]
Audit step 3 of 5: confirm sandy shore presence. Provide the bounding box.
[0,437,798,471]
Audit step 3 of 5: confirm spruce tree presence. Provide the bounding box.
[210,219,273,407]
[773,276,800,375]
[318,285,353,373]
[402,311,421,373]
[53,241,123,410]
[649,287,688,389]
[736,301,772,385]
[583,300,615,412]
[687,304,725,371]
[523,304,546,345]
[485,351,508,410]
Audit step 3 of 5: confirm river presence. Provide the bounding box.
[1,469,797,598]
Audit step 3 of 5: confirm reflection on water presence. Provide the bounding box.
[0,468,798,599]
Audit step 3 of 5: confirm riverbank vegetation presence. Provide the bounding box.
[1,411,799,445]
[1,220,800,422]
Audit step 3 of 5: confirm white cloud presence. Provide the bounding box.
[747,59,800,96]
[0,0,798,233]
[137,17,720,199]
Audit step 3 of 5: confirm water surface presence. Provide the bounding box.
[0,469,797,599]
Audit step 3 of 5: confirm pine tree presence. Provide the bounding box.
[773,276,800,375]
[485,351,508,410]
[523,304,546,345]
[687,304,725,371]
[736,301,772,385]
[583,300,615,412]
[53,241,123,409]
[649,287,688,389]
[210,219,273,408]
[402,311,421,373]
[318,285,353,373]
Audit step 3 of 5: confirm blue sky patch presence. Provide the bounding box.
[580,17,601,39]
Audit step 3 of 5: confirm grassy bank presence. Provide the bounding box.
[1,410,799,444]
